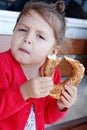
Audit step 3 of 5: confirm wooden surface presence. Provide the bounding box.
[59,39,87,76]
[0,34,87,76]
[0,35,11,52]
[59,39,87,55]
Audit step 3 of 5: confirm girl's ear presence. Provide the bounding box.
[50,46,60,55]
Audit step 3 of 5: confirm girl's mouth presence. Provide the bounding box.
[19,48,30,54]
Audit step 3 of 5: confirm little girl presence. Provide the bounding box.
[0,1,77,130]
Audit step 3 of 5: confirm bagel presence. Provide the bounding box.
[41,55,85,99]
[41,54,62,77]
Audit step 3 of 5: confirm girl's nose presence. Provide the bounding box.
[24,33,31,44]
[24,39,31,44]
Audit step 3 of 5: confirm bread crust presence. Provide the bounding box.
[41,56,85,99]
[41,57,62,77]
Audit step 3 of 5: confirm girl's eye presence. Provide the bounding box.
[37,34,45,40]
[18,29,27,32]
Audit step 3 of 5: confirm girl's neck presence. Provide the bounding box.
[21,63,40,79]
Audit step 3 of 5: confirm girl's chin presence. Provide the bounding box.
[15,57,29,64]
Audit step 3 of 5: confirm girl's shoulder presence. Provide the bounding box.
[0,49,17,68]
[0,49,17,64]
[0,49,11,59]
[0,49,10,62]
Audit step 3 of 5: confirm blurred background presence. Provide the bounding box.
[0,0,87,19]
[0,0,87,130]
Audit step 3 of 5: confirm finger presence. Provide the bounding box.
[40,85,53,92]
[38,77,52,82]
[65,85,77,98]
[40,91,49,97]
[71,85,77,92]
[33,78,53,90]
[44,80,53,87]
[60,95,71,108]
[35,93,48,98]
[65,84,77,93]
[62,90,72,103]
[39,80,53,90]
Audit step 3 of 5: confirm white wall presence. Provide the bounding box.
[0,10,87,39]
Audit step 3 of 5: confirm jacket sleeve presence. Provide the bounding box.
[44,68,68,124]
[0,55,26,120]
[44,96,68,124]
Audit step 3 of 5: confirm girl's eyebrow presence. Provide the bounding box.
[18,23,28,28]
[37,30,49,39]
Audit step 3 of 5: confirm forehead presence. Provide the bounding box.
[18,10,55,34]
[19,10,50,26]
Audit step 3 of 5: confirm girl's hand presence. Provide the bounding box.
[20,77,53,100]
[57,84,77,111]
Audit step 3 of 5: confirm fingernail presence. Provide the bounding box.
[65,85,69,90]
[65,84,68,88]
[62,90,65,94]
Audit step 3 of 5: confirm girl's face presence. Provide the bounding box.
[11,10,56,66]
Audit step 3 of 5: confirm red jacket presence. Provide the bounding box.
[0,50,67,130]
